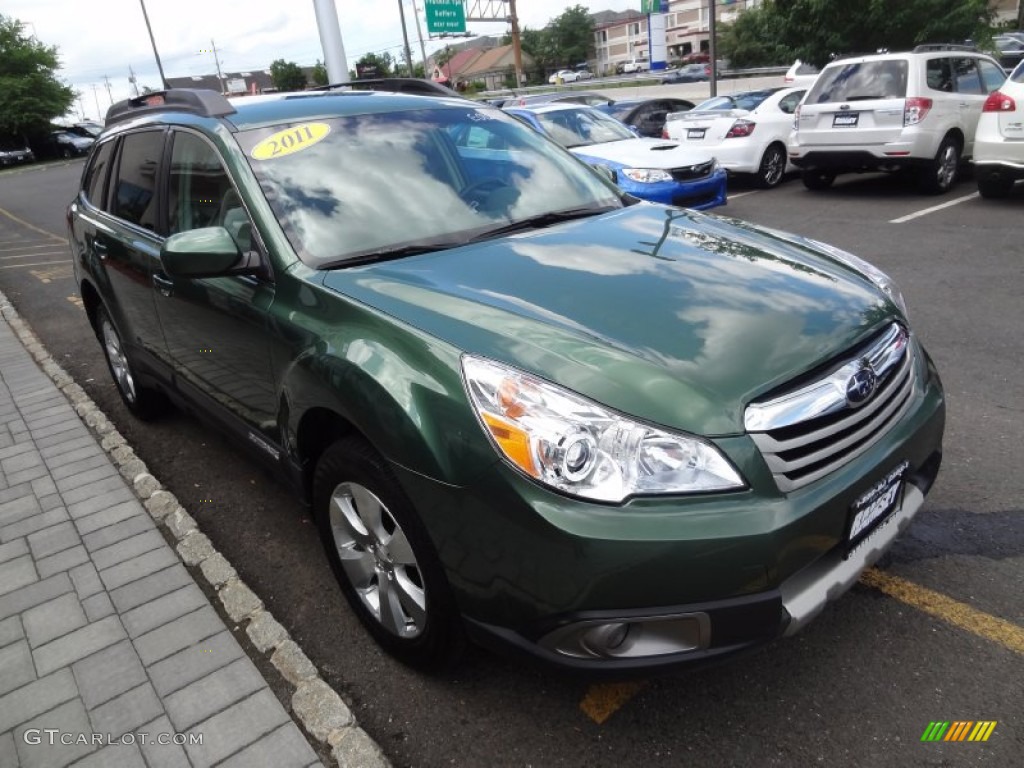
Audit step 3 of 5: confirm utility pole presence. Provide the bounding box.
[312,0,350,84]
[396,0,415,76]
[509,0,524,88]
[138,0,168,88]
[77,95,86,120]
[129,65,140,97]
[91,85,101,121]
[103,75,114,105]
[211,39,226,93]
[411,0,429,77]
[707,0,717,97]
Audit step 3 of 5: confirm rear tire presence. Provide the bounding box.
[313,436,464,671]
[96,306,168,420]
[977,174,1014,199]
[801,169,836,190]
[919,136,960,194]
[756,143,788,188]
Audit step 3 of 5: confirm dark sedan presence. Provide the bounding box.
[662,63,710,84]
[596,97,695,137]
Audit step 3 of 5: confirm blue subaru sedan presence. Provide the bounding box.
[506,103,727,210]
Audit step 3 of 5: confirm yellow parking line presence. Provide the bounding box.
[580,681,648,725]
[0,206,66,243]
[859,568,1024,655]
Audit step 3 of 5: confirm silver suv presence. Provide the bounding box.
[789,46,1006,193]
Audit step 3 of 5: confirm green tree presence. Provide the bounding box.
[269,59,307,91]
[546,4,594,67]
[312,59,328,86]
[355,52,393,79]
[719,0,994,68]
[0,15,75,137]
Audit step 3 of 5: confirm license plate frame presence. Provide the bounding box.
[833,112,860,127]
[687,128,707,139]
[845,460,909,555]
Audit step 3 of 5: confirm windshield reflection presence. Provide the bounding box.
[238,107,623,267]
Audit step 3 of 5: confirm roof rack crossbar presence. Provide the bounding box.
[912,43,978,53]
[105,89,236,127]
[310,78,463,98]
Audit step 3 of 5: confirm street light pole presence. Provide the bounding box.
[397,0,415,76]
[312,0,350,84]
[509,0,524,88]
[411,0,429,77]
[138,0,168,89]
[707,0,717,97]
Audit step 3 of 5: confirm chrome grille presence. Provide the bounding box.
[746,324,919,492]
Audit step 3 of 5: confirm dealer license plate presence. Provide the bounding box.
[846,460,909,550]
[687,128,706,139]
[833,113,859,127]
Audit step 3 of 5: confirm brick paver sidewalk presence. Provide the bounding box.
[0,316,321,767]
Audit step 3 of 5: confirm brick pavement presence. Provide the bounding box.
[0,314,324,767]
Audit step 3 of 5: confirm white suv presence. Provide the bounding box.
[789,46,1006,193]
[973,59,1024,198]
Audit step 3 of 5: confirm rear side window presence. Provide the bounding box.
[953,58,983,95]
[83,140,115,210]
[806,60,909,103]
[978,59,1007,91]
[1013,60,1024,84]
[112,131,165,231]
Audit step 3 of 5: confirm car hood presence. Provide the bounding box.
[320,205,896,435]
[571,139,714,169]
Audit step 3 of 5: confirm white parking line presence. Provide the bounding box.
[729,190,759,200]
[889,192,979,223]
[0,260,71,270]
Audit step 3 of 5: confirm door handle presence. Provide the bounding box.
[152,273,174,298]
[93,240,108,260]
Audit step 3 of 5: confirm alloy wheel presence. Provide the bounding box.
[101,318,137,403]
[328,482,426,639]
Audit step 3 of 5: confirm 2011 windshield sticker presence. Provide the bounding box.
[251,123,331,160]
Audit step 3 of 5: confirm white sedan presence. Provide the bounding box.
[974,60,1024,199]
[548,69,580,84]
[662,87,806,188]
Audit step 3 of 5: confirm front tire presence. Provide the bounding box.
[756,143,788,188]
[313,436,464,671]
[919,136,961,194]
[96,306,168,420]
[802,169,836,190]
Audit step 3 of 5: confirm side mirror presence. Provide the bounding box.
[161,227,257,278]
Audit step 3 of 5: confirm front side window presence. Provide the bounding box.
[237,107,622,267]
[84,140,115,210]
[112,131,164,231]
[167,131,251,252]
[926,58,954,92]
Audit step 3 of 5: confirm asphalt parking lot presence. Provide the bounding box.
[0,158,1020,767]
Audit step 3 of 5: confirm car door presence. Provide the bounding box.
[152,129,280,443]
[92,130,168,374]
[953,57,987,155]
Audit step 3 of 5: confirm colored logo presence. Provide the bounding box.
[845,364,877,406]
[921,721,997,742]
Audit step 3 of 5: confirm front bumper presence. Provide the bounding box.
[392,345,945,674]
[617,167,728,211]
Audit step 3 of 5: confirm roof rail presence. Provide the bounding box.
[311,78,464,98]
[106,89,236,127]
[912,43,977,53]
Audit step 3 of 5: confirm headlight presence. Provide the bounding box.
[807,238,909,317]
[461,356,745,503]
[621,168,673,183]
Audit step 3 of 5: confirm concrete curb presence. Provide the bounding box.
[0,290,391,768]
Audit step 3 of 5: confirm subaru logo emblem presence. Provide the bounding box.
[846,365,877,407]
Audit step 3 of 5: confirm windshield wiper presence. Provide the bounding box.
[466,206,617,242]
[320,241,465,269]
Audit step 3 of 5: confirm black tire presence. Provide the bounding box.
[801,169,836,190]
[756,143,788,188]
[977,173,1014,199]
[61,147,72,159]
[919,135,961,195]
[313,436,464,671]
[95,306,168,420]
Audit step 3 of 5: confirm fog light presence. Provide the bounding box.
[580,622,630,656]
[540,613,710,660]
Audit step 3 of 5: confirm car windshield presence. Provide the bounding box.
[807,60,909,102]
[237,106,623,268]
[693,90,774,111]
[534,107,635,148]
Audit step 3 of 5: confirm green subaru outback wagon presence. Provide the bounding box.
[69,87,945,673]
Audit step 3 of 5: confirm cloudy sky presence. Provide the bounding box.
[6,0,637,121]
